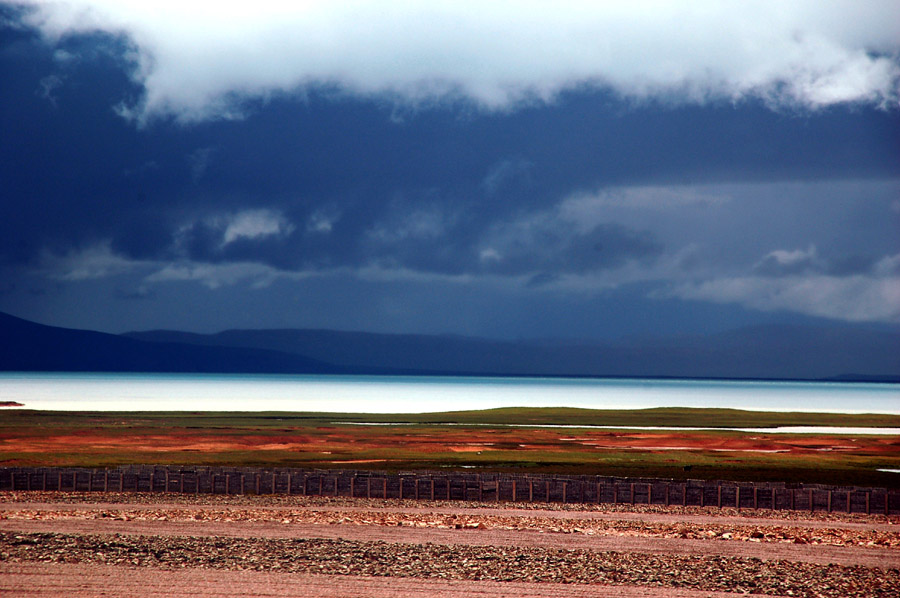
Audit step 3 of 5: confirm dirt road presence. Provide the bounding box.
[2,492,898,597]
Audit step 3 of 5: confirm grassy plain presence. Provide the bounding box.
[1,407,898,487]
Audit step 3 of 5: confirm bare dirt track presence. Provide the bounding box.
[2,492,899,597]
[0,563,742,598]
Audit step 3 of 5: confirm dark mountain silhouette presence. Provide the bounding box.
[124,322,900,382]
[1,310,897,380]
[0,311,343,374]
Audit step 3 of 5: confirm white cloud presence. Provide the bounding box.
[481,158,531,194]
[39,242,145,280]
[367,203,449,243]
[479,248,502,263]
[752,245,820,276]
[221,209,294,245]
[143,260,318,289]
[762,246,817,267]
[18,1,900,122]
[306,208,339,234]
[561,185,729,221]
[669,274,900,323]
[188,147,213,182]
[874,253,900,276]
[144,261,278,289]
[36,74,63,105]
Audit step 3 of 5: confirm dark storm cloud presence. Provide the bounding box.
[1,4,899,334]
[477,221,662,278]
[825,255,881,277]
[3,27,897,279]
[108,212,174,261]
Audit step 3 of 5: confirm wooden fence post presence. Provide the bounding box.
[21,467,898,516]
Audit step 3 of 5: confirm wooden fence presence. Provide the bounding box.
[1,466,897,515]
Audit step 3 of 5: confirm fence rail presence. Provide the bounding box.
[1,466,897,514]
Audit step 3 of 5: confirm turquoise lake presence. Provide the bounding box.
[1,372,898,415]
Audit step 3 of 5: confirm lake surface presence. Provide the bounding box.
[1,372,898,415]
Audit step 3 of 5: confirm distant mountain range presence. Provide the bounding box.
[1,311,898,382]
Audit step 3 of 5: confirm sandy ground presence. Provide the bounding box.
[2,493,898,597]
[0,563,744,598]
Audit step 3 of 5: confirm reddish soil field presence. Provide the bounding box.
[3,425,897,458]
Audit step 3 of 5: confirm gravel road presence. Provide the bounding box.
[1,492,898,597]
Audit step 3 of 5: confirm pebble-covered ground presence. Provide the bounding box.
[1,491,898,597]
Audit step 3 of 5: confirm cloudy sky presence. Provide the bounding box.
[1,1,899,339]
